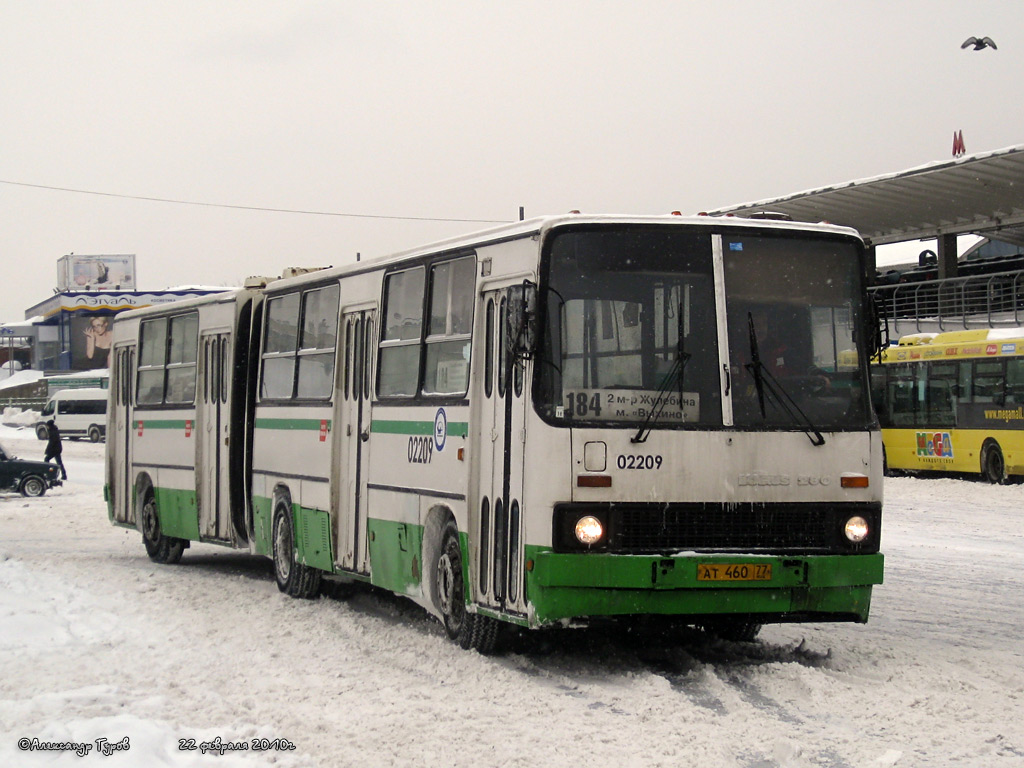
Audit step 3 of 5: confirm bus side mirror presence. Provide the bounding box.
[508,280,538,359]
[868,294,887,361]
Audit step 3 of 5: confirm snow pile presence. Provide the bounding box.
[2,406,41,427]
[0,369,44,391]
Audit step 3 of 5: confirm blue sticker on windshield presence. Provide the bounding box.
[729,242,744,251]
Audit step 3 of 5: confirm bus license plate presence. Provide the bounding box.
[697,563,772,581]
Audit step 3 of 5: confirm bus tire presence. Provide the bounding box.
[272,503,321,599]
[36,423,48,441]
[702,620,763,642]
[436,522,500,654]
[88,425,103,443]
[982,441,1006,485]
[19,474,47,497]
[460,610,500,654]
[140,491,185,564]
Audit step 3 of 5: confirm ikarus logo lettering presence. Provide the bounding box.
[738,473,790,487]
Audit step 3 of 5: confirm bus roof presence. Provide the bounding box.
[113,214,866,323]
[263,213,864,292]
[881,327,1024,363]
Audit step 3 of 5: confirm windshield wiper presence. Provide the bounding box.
[632,303,690,444]
[745,312,825,447]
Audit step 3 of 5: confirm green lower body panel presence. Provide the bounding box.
[251,496,272,557]
[367,518,424,596]
[153,486,200,541]
[525,550,884,627]
[250,495,334,572]
[294,506,334,572]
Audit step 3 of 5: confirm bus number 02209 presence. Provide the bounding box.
[617,454,663,470]
[408,435,433,464]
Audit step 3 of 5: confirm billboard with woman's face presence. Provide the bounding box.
[71,315,113,370]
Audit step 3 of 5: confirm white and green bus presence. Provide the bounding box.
[106,214,884,652]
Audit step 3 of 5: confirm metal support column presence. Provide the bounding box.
[937,234,958,279]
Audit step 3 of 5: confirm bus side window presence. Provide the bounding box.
[888,365,918,426]
[422,256,474,397]
[261,293,301,400]
[343,321,352,401]
[166,313,199,405]
[1007,359,1024,405]
[498,297,508,397]
[364,318,374,400]
[958,361,973,405]
[926,362,957,426]
[484,299,494,398]
[378,267,425,398]
[352,318,363,400]
[973,360,1005,405]
[296,284,339,400]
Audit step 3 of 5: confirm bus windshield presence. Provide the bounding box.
[723,234,871,430]
[536,227,722,426]
[535,226,872,430]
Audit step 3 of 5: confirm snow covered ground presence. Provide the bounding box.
[1,425,1022,768]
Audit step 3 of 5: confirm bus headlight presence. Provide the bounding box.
[844,516,869,543]
[575,515,604,546]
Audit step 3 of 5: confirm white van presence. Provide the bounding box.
[36,387,109,442]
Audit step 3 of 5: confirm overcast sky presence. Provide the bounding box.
[2,1,1021,321]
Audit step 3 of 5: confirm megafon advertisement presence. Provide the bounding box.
[57,255,136,291]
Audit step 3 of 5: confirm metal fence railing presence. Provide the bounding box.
[869,269,1024,337]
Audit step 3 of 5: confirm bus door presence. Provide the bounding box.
[111,344,135,525]
[333,309,375,575]
[477,288,528,615]
[199,332,232,541]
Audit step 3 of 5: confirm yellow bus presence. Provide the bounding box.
[870,328,1024,483]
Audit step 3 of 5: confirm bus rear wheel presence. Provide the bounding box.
[272,503,321,599]
[982,442,1006,485]
[436,522,499,654]
[141,491,185,564]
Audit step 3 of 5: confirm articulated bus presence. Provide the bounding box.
[871,328,1024,483]
[106,214,884,652]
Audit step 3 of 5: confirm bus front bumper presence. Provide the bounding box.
[523,551,884,627]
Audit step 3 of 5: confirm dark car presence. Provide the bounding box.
[0,441,62,496]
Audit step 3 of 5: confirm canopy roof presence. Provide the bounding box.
[709,144,1024,248]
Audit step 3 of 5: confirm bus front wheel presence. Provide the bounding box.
[436,522,499,654]
[141,491,185,564]
[702,619,763,642]
[982,442,1006,485]
[272,503,321,599]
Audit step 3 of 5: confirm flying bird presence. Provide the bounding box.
[961,36,997,50]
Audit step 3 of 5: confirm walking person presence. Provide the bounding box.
[44,419,67,480]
